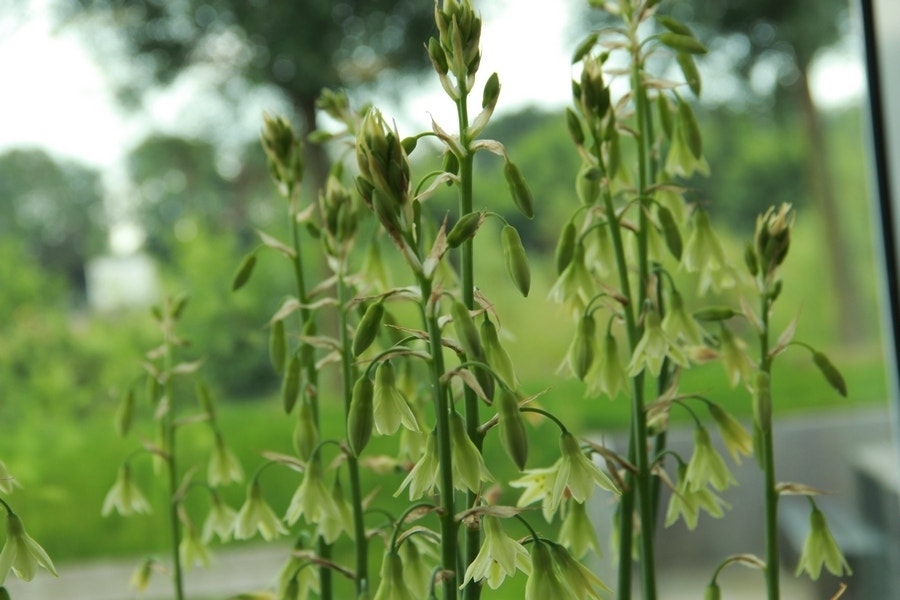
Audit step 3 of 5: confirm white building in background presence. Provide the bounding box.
[85,253,160,312]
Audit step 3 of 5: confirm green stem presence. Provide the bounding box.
[162,330,185,600]
[289,190,333,598]
[419,277,458,599]
[338,273,369,595]
[456,77,481,600]
[759,294,780,600]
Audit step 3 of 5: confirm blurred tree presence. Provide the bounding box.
[0,149,106,296]
[57,0,433,188]
[673,0,864,343]
[126,135,270,258]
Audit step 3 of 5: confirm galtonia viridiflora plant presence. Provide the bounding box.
[0,462,57,598]
[230,1,623,599]
[106,294,245,600]
[559,2,851,600]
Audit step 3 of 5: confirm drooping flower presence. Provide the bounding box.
[0,512,57,585]
[101,464,152,516]
[662,291,705,346]
[373,361,420,436]
[396,429,440,500]
[548,243,593,311]
[208,433,244,487]
[627,306,688,377]
[179,523,212,570]
[559,500,601,558]
[372,551,415,600]
[586,331,627,399]
[201,492,237,543]
[277,538,319,600]
[684,427,736,492]
[524,542,576,600]
[552,432,619,507]
[398,535,437,599]
[449,411,493,493]
[682,209,733,294]
[549,543,610,599]
[234,480,287,541]
[315,476,354,544]
[665,464,730,530]
[795,504,852,580]
[128,557,155,594]
[460,516,531,590]
[510,465,564,522]
[284,460,338,529]
[719,324,754,388]
[708,404,753,464]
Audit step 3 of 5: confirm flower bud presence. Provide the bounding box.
[452,300,484,360]
[481,316,517,388]
[496,386,528,470]
[353,300,384,357]
[657,205,683,260]
[447,211,485,248]
[347,376,374,456]
[293,396,318,461]
[812,351,847,397]
[555,222,577,274]
[115,387,135,437]
[501,225,531,297]
[704,582,722,600]
[427,37,449,75]
[566,107,585,146]
[744,241,759,277]
[482,72,500,110]
[231,251,257,291]
[570,313,596,380]
[281,354,301,414]
[503,161,534,219]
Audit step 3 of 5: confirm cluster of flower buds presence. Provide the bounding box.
[750,203,794,281]
[429,0,482,96]
[260,114,304,191]
[356,109,410,243]
[318,167,360,259]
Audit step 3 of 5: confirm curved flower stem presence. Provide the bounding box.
[288,184,333,599]
[337,271,369,595]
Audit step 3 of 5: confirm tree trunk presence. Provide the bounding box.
[794,68,866,345]
[298,95,331,195]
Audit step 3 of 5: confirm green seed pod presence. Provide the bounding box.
[812,351,847,397]
[566,107,585,146]
[658,33,708,55]
[676,52,701,96]
[555,221,577,274]
[571,32,599,64]
[353,301,384,357]
[744,241,759,277]
[657,15,694,36]
[481,316,517,388]
[693,306,740,322]
[293,395,318,461]
[657,93,674,140]
[115,387,135,437]
[451,300,484,360]
[657,205,683,260]
[503,161,535,219]
[347,376,374,456]
[269,319,286,374]
[770,279,783,302]
[572,313,596,380]
[282,354,301,414]
[443,150,460,177]
[677,97,703,158]
[482,72,500,109]
[753,371,772,433]
[446,211,484,248]
[501,225,531,298]
[231,252,257,292]
[496,386,528,470]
